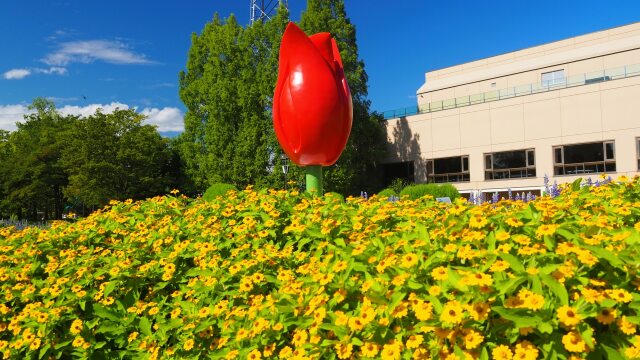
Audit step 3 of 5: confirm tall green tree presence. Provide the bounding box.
[299,0,387,194]
[62,109,175,210]
[0,98,75,220]
[179,8,289,191]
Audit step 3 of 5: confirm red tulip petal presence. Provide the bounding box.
[331,38,344,69]
[309,32,335,71]
[273,71,302,161]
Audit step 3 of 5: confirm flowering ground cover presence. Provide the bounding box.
[1,178,640,359]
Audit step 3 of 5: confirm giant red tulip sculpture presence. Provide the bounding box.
[273,22,353,194]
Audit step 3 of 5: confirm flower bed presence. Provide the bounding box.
[1,178,639,359]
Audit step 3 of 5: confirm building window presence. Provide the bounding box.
[485,149,536,180]
[553,141,615,175]
[427,156,470,183]
[541,69,565,87]
[382,161,415,187]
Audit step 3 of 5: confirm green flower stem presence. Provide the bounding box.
[305,165,323,195]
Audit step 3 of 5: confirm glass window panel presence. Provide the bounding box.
[527,150,535,166]
[554,147,563,164]
[605,142,615,160]
[485,155,492,170]
[434,157,462,174]
[462,156,469,172]
[563,142,604,164]
[492,150,526,169]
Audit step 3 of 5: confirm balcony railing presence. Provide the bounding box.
[382,63,640,120]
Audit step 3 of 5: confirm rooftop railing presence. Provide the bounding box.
[382,63,640,120]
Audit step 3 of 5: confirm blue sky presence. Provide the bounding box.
[1,1,638,134]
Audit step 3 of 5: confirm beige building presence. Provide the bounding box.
[382,22,640,198]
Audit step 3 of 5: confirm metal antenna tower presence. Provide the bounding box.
[250,0,288,24]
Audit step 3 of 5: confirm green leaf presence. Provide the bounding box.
[103,281,117,297]
[498,253,525,273]
[599,344,626,360]
[583,245,624,268]
[540,274,568,306]
[492,306,542,328]
[571,177,583,191]
[407,280,423,290]
[496,276,527,296]
[38,343,51,359]
[537,322,553,334]
[139,317,152,337]
[351,337,363,346]
[92,304,120,322]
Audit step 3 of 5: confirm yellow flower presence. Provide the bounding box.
[183,339,195,351]
[361,342,379,357]
[380,341,402,360]
[557,305,581,327]
[428,285,441,296]
[535,224,559,238]
[596,308,617,325]
[562,331,586,353]
[70,319,83,335]
[608,289,633,303]
[490,260,510,272]
[440,300,464,324]
[413,301,433,321]
[463,329,484,349]
[469,214,488,228]
[505,217,523,227]
[467,302,490,321]
[514,341,539,360]
[401,253,419,268]
[292,329,308,347]
[72,336,86,348]
[348,316,366,331]
[125,331,139,344]
[520,292,545,311]
[334,343,353,359]
[492,345,513,360]
[431,266,448,281]
[279,346,293,358]
[29,338,41,351]
[618,316,637,335]
[247,349,262,360]
[405,334,423,349]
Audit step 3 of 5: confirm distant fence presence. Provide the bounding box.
[0,219,50,230]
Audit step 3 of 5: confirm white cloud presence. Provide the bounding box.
[140,107,184,132]
[58,102,131,118]
[0,102,184,133]
[35,67,67,75]
[0,104,31,131]
[2,67,67,80]
[3,69,31,80]
[43,40,153,66]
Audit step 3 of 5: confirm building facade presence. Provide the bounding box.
[382,22,640,198]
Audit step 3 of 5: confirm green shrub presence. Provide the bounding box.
[202,183,237,201]
[389,178,408,195]
[400,183,460,200]
[438,183,461,200]
[376,188,397,198]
